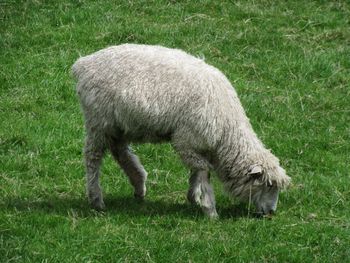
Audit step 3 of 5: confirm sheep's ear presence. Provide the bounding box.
[249,165,264,185]
[248,164,263,176]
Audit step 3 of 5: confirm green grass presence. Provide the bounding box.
[1,0,349,262]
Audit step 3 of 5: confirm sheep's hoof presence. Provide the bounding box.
[134,193,145,202]
[208,211,219,220]
[91,203,106,211]
[89,197,106,211]
[203,207,219,220]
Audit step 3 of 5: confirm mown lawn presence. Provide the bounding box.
[1,0,349,262]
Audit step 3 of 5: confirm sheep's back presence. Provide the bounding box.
[73,44,241,144]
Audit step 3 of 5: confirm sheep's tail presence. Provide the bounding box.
[71,56,89,80]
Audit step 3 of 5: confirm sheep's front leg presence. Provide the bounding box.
[84,134,106,210]
[173,140,218,219]
[187,170,218,219]
[109,140,147,199]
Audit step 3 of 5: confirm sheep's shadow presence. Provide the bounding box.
[1,195,252,220]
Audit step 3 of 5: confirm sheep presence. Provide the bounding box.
[72,44,291,218]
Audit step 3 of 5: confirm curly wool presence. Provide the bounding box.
[72,44,290,201]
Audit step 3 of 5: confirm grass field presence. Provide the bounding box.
[1,0,349,262]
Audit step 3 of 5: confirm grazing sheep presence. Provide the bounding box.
[72,44,291,218]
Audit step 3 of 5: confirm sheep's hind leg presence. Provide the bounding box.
[109,139,147,200]
[187,170,218,219]
[84,133,106,211]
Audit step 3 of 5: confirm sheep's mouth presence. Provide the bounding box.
[253,208,275,218]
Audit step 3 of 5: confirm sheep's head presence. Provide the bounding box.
[227,164,291,216]
[247,164,290,216]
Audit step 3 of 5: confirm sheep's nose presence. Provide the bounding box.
[268,209,275,215]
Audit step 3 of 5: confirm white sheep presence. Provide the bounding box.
[72,44,291,218]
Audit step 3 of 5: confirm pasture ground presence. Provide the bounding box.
[1,1,349,262]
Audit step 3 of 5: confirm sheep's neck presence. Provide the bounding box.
[214,122,266,182]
